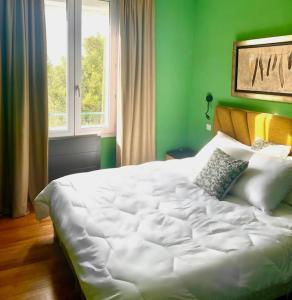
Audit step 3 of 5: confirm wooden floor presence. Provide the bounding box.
[0,213,81,300]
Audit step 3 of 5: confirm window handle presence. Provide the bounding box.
[75,85,80,97]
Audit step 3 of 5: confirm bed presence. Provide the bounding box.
[34,106,292,300]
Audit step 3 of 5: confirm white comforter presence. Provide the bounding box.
[34,158,292,300]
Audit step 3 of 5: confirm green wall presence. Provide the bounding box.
[100,137,116,169]
[102,0,292,167]
[102,0,196,166]
[189,0,292,151]
[156,0,196,160]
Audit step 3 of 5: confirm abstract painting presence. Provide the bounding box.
[232,35,292,103]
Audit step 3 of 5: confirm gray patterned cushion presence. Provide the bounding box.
[251,138,273,151]
[194,148,248,200]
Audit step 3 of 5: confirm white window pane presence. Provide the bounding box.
[80,0,110,128]
[45,0,68,131]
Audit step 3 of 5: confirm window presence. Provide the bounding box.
[46,0,68,132]
[45,0,117,137]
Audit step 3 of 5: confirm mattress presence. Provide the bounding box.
[34,157,292,300]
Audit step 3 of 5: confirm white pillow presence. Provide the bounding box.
[230,153,292,213]
[192,131,253,177]
[252,137,291,159]
[259,145,291,158]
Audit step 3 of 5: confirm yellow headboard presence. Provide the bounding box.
[214,106,292,155]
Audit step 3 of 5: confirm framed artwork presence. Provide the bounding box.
[232,35,292,103]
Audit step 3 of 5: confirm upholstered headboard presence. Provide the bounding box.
[214,106,292,155]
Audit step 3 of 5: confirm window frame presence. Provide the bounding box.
[48,0,117,138]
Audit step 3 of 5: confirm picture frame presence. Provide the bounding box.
[231,35,292,103]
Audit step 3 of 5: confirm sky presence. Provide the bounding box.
[45,0,109,65]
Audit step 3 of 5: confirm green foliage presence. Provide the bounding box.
[48,35,105,128]
[81,36,105,113]
[47,57,67,127]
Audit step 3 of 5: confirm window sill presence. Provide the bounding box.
[49,131,116,139]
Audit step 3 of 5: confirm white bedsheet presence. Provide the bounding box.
[34,158,292,300]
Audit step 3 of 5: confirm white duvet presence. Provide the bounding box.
[34,158,292,300]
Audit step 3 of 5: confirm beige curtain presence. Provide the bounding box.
[0,0,48,217]
[117,0,156,166]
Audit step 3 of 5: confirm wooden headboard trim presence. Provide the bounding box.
[214,106,292,155]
